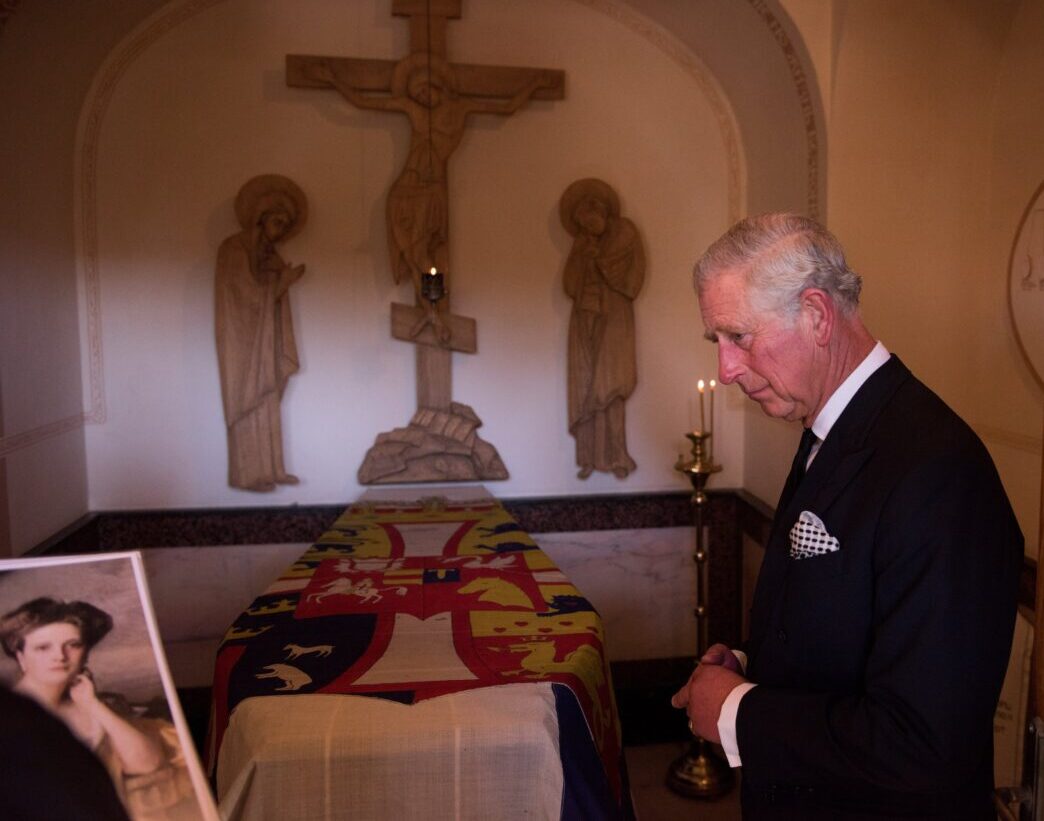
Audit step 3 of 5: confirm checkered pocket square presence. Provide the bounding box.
[789,510,840,560]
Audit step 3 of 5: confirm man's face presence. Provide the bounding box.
[698,269,816,423]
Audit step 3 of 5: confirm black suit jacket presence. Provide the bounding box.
[737,355,1023,820]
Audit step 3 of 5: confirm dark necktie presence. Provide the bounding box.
[775,426,818,517]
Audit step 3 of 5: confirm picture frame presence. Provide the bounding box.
[0,551,219,820]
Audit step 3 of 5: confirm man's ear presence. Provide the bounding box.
[800,288,834,346]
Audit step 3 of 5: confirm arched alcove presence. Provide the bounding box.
[624,0,826,218]
[0,0,827,544]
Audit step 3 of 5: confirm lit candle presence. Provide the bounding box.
[697,379,706,433]
[423,266,445,302]
[708,379,716,461]
[708,380,716,435]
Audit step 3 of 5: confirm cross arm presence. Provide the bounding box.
[286,54,397,93]
[391,304,477,354]
[288,55,564,103]
[455,63,564,102]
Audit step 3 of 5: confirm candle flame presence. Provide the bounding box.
[697,379,705,392]
[429,267,437,275]
[709,379,716,389]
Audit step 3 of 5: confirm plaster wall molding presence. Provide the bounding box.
[746,0,822,220]
[0,413,87,459]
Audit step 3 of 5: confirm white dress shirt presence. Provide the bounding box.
[715,341,891,767]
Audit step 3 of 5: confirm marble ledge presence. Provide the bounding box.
[536,528,699,662]
[35,489,759,554]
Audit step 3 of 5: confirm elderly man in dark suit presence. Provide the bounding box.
[672,213,1023,819]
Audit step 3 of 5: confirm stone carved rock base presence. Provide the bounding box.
[358,402,508,485]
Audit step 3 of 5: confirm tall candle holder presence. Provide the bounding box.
[666,429,734,799]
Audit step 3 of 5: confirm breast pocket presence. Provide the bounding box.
[787,548,846,579]
[779,550,855,674]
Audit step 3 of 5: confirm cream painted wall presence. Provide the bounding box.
[81,0,737,509]
[0,0,834,552]
[991,0,1044,557]
[626,0,823,219]
[823,0,1042,552]
[0,0,167,554]
[724,0,1044,537]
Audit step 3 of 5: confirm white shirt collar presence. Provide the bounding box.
[810,341,890,443]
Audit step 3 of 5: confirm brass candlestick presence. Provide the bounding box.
[666,430,734,799]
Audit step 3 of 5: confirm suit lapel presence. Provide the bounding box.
[784,446,873,524]
[782,354,910,523]
[749,356,912,655]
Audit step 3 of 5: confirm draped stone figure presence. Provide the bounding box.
[560,179,645,479]
[215,175,307,492]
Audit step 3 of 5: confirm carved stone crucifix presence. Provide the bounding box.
[287,0,564,483]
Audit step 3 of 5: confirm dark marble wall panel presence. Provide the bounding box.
[38,491,743,551]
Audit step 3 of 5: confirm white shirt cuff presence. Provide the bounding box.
[717,682,757,767]
[731,649,748,673]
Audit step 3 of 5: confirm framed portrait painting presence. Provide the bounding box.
[0,552,219,821]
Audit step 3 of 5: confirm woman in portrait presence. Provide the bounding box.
[0,597,195,819]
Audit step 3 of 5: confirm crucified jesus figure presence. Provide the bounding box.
[307,53,548,342]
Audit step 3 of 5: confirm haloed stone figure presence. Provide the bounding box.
[216,174,307,492]
[561,178,645,479]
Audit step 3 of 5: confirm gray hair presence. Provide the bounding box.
[693,213,862,319]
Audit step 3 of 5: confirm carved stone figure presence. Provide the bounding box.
[287,1,565,485]
[215,175,307,492]
[560,179,646,479]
